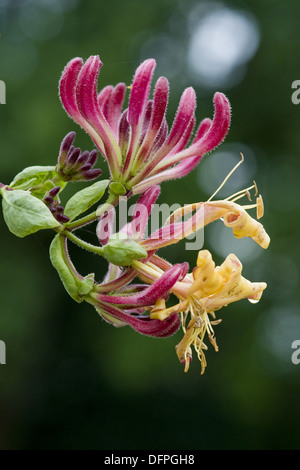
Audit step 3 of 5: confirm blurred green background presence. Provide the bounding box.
[0,0,299,450]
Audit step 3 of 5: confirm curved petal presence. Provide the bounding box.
[59,57,84,125]
[75,56,122,176]
[129,185,160,239]
[128,59,156,128]
[134,76,169,166]
[132,87,197,183]
[97,85,114,117]
[122,59,156,176]
[131,118,213,194]
[59,57,107,155]
[97,303,181,337]
[97,263,185,307]
[96,268,137,293]
[150,92,231,173]
[101,83,127,136]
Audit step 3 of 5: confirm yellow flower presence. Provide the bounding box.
[150,250,267,373]
[140,155,270,373]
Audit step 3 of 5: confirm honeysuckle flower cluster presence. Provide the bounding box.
[0,54,270,373]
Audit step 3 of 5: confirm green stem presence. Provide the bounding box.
[60,233,84,281]
[64,230,104,256]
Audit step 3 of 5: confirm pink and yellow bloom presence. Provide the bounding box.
[85,176,270,372]
[0,51,270,375]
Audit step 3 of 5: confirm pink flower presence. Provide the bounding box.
[87,185,188,337]
[59,55,231,194]
[90,174,270,359]
[94,262,188,338]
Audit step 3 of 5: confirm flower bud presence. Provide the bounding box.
[102,233,148,266]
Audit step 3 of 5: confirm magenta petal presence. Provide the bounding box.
[75,56,122,176]
[131,87,196,184]
[128,58,156,128]
[193,92,231,154]
[129,185,160,239]
[164,115,195,160]
[139,100,154,144]
[97,268,137,293]
[97,85,114,116]
[122,59,156,175]
[125,312,181,337]
[135,76,169,164]
[59,58,105,149]
[192,117,213,143]
[131,118,213,192]
[99,303,180,337]
[118,108,130,154]
[151,77,169,134]
[59,57,110,159]
[131,154,201,194]
[120,184,160,239]
[105,83,127,137]
[59,57,84,123]
[120,184,159,239]
[152,87,196,161]
[96,207,116,245]
[149,118,168,155]
[141,208,205,251]
[97,263,185,307]
[145,92,231,174]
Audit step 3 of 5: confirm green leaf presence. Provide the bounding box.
[78,273,95,296]
[64,179,109,221]
[10,165,68,200]
[10,165,57,188]
[2,189,60,237]
[49,234,95,302]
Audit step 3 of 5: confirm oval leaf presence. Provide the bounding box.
[10,165,57,187]
[64,179,109,221]
[2,189,60,237]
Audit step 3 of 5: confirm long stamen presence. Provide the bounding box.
[176,295,222,374]
[225,181,257,202]
[207,152,244,202]
[241,203,260,210]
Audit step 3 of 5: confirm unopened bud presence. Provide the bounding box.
[109,182,127,196]
[102,233,147,267]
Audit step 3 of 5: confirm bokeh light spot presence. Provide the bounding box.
[187,2,260,88]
